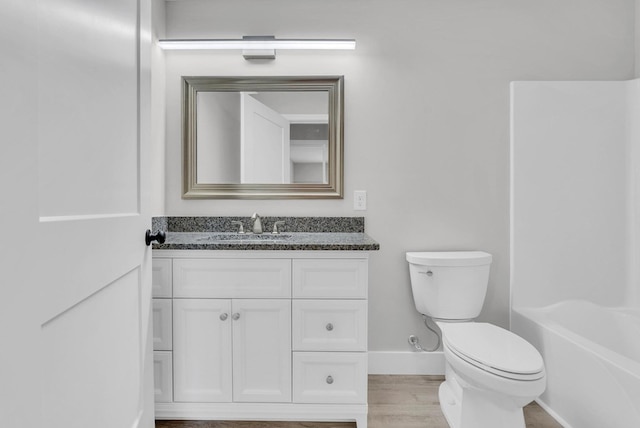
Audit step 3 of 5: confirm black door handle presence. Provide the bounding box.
[145,230,166,246]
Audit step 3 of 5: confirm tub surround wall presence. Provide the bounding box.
[510,81,637,309]
[510,80,640,427]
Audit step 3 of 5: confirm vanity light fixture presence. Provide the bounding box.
[157,36,356,60]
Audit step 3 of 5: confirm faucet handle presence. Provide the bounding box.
[272,221,285,234]
[231,221,245,234]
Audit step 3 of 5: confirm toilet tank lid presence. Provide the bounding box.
[406,251,492,266]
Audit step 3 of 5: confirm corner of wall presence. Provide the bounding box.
[151,0,167,216]
[636,0,640,77]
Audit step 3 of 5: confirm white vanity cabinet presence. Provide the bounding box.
[153,250,369,428]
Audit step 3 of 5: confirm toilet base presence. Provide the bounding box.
[438,376,527,428]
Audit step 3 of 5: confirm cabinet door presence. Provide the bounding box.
[173,299,232,402]
[232,299,292,402]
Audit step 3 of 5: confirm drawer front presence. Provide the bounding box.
[152,258,172,298]
[293,300,367,351]
[173,258,292,298]
[152,299,172,351]
[153,351,173,403]
[293,352,367,404]
[293,259,368,299]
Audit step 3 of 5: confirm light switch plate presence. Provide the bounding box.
[354,190,367,210]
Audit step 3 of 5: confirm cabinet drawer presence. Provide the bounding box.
[293,259,368,298]
[293,300,367,351]
[173,258,291,298]
[153,351,173,403]
[152,299,172,351]
[293,352,367,404]
[152,258,172,298]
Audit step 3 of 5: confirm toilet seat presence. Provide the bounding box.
[439,322,545,381]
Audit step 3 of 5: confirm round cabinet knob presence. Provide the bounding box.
[219,313,228,321]
[326,375,334,385]
[426,270,433,277]
[326,323,334,331]
[232,313,240,321]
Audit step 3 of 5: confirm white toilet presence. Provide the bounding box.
[406,251,546,428]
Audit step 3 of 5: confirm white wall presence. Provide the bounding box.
[197,92,241,183]
[511,81,635,309]
[636,0,640,76]
[157,0,636,357]
[1,1,41,426]
[151,0,167,215]
[629,80,640,306]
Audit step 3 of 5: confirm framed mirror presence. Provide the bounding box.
[182,76,344,199]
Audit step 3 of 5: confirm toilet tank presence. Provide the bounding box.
[406,251,492,321]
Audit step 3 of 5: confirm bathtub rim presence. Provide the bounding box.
[513,301,640,382]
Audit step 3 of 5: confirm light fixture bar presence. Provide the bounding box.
[157,38,356,51]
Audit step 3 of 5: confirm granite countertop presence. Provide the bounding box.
[152,231,380,251]
[151,216,380,251]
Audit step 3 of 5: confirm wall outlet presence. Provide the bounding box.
[354,190,367,210]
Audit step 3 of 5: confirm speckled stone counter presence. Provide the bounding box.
[153,232,379,251]
[151,216,379,251]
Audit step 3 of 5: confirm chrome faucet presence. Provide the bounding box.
[272,221,285,234]
[251,213,263,234]
[231,220,245,234]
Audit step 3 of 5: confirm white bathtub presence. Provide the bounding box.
[512,300,640,428]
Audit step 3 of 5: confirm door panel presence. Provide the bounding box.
[2,0,152,426]
[35,0,153,427]
[37,0,139,218]
[42,269,142,426]
[241,93,291,183]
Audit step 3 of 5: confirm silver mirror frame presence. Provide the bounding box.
[182,76,344,199]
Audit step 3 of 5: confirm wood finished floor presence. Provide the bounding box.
[155,375,562,428]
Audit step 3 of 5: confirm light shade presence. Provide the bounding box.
[157,38,356,51]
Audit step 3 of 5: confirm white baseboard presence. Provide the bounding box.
[535,399,571,428]
[368,351,445,375]
[155,402,367,425]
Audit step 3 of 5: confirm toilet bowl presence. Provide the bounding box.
[406,251,546,428]
[438,322,546,428]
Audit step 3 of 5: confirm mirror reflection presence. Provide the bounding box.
[196,91,329,184]
[182,76,344,199]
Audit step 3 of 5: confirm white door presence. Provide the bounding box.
[0,0,153,427]
[232,299,292,402]
[241,93,291,183]
[173,299,233,403]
